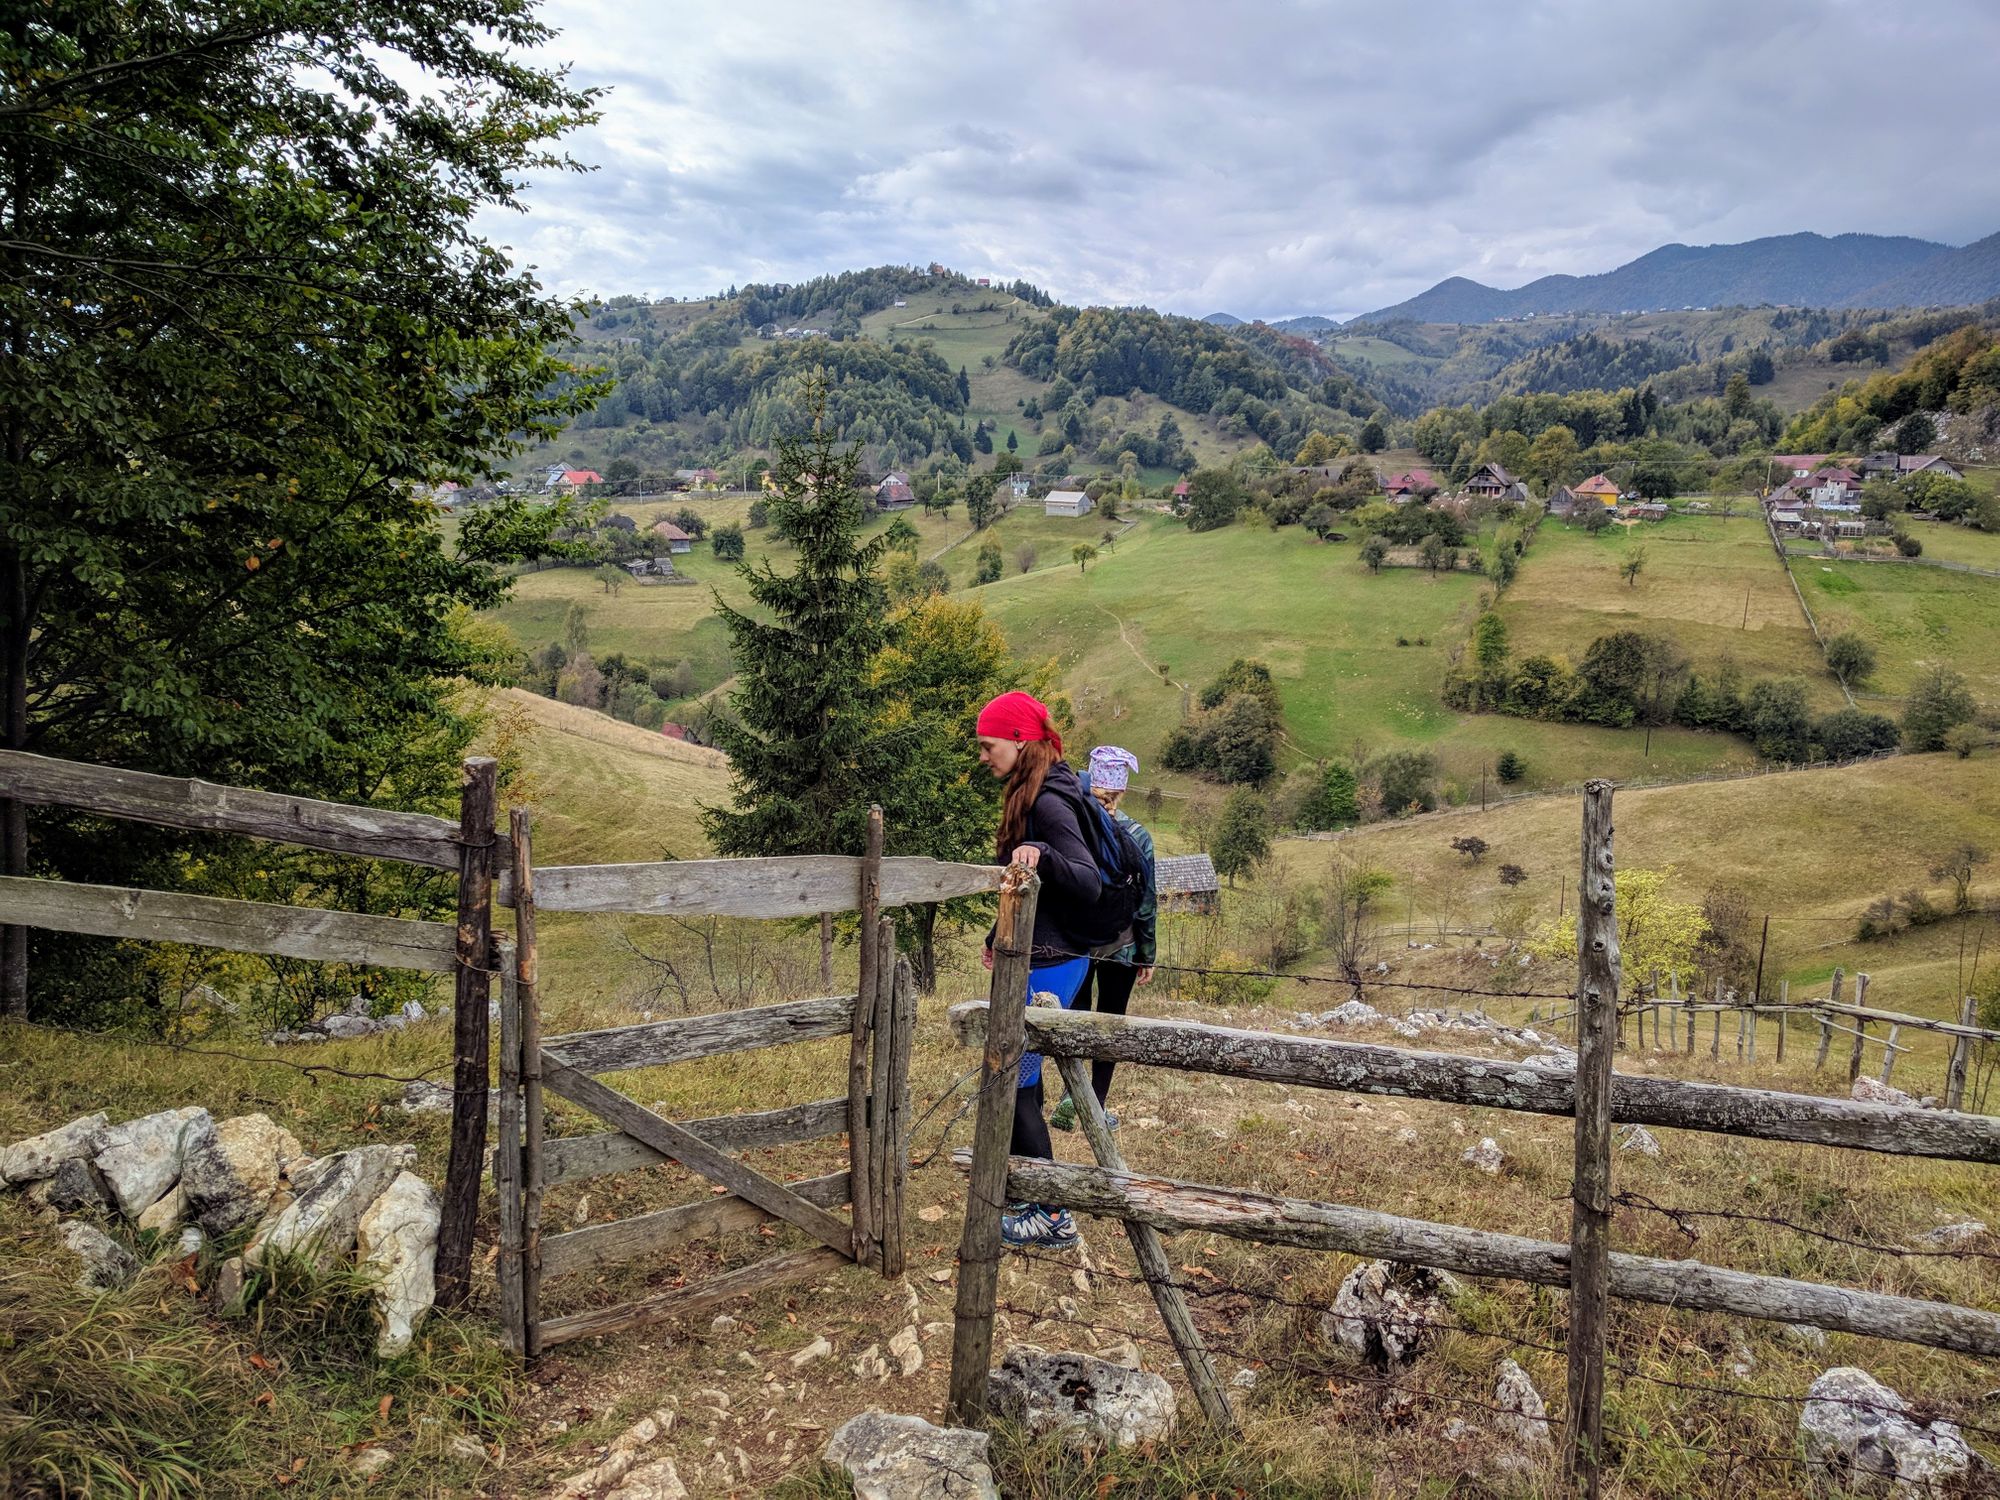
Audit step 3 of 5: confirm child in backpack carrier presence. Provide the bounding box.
[974,692,1139,1252]
[1050,746,1156,1136]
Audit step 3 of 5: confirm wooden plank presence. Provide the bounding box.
[540,1057,855,1259]
[495,943,525,1355]
[1566,781,1616,1497]
[535,1246,847,1349]
[851,809,883,1277]
[866,917,894,1278]
[949,864,1039,1424]
[0,875,458,971]
[543,995,855,1076]
[880,953,914,1278]
[540,1171,852,1280]
[978,1157,2000,1359]
[540,1098,850,1187]
[1946,996,1976,1112]
[511,809,546,1361]
[1809,1000,2000,1043]
[948,1004,2000,1164]
[0,748,472,870]
[1053,1051,1234,1431]
[498,854,1004,916]
[438,757,498,1310]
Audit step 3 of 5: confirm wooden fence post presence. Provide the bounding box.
[1776,981,1788,1064]
[867,914,898,1277]
[437,756,497,1309]
[1946,996,1975,1111]
[1880,1025,1901,1086]
[512,809,546,1359]
[949,864,1039,1424]
[1849,974,1870,1087]
[1567,780,1618,1499]
[1711,980,1723,1059]
[1680,973,1693,1054]
[878,949,914,1278]
[850,807,884,1275]
[495,937,524,1355]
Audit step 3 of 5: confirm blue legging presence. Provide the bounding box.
[1011,956,1090,1164]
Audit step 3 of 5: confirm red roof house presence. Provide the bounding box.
[1572,474,1622,505]
[1383,469,1437,499]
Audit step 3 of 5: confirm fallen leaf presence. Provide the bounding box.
[377,1395,393,1423]
[1096,1476,1122,1498]
[917,1205,946,1223]
[254,1391,275,1408]
[248,1353,276,1372]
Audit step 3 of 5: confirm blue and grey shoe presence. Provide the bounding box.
[1001,1202,1081,1251]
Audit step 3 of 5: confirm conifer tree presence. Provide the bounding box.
[704,377,896,858]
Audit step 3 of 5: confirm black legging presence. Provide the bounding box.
[1011,1079,1050,1161]
[1072,958,1139,1104]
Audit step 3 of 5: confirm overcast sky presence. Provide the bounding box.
[486,0,2000,322]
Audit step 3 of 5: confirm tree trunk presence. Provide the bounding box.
[914,902,939,994]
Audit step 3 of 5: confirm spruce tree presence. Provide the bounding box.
[704,378,895,857]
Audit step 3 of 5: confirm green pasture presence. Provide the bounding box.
[1791,554,2000,704]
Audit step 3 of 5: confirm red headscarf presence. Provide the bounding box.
[975,690,1063,758]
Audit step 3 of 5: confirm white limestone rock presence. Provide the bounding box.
[1616,1124,1662,1157]
[0,1113,108,1186]
[1493,1359,1552,1452]
[1321,1259,1462,1368]
[355,1170,438,1357]
[1462,1136,1505,1175]
[987,1345,1177,1449]
[1850,1077,1922,1108]
[1800,1366,1979,1497]
[246,1143,411,1272]
[825,1411,997,1500]
[94,1107,213,1220]
[136,1184,187,1234]
[181,1113,303,1234]
[60,1220,139,1290]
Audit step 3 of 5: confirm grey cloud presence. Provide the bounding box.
[496,0,2000,319]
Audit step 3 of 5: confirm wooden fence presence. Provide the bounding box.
[944,782,2000,1495]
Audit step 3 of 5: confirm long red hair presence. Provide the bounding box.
[996,738,1060,859]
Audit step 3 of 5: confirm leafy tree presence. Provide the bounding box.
[1526,868,1709,989]
[1372,750,1438,816]
[1582,504,1612,534]
[1902,470,1976,521]
[1620,547,1647,588]
[1295,431,1339,466]
[1211,789,1273,885]
[1297,762,1360,830]
[1893,412,1936,454]
[974,537,1004,585]
[1903,666,1978,751]
[704,380,895,861]
[1928,844,1988,913]
[671,506,709,540]
[563,602,592,660]
[1450,835,1489,864]
[1745,677,1813,761]
[1525,424,1579,490]
[596,564,629,595]
[1824,632,1876,689]
[1359,416,1387,453]
[884,517,921,553]
[1359,535,1389,573]
[748,498,771,529]
[1495,750,1526,784]
[1498,863,1528,887]
[1161,693,1276,785]
[1303,503,1338,539]
[0,0,602,1017]
[1199,659,1281,715]
[1419,534,1451,574]
[1812,708,1899,760]
[1944,723,1982,759]
[1472,612,1510,675]
[1015,543,1038,574]
[1071,543,1099,574]
[1629,447,1682,499]
[1184,468,1246,533]
[966,487,999,530]
[711,524,746,562]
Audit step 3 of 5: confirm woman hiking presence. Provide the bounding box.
[974,690,1132,1252]
[1049,746,1155,1134]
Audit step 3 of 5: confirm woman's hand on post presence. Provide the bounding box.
[981,945,995,972]
[1135,966,1155,985]
[1010,844,1041,869]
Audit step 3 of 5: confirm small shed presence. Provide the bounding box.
[1155,853,1221,915]
[1044,489,1092,518]
[652,521,693,553]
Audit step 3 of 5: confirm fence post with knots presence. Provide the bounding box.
[1566,779,1618,1497]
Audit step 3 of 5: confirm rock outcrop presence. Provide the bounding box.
[0,1113,108,1186]
[1322,1259,1462,1369]
[356,1170,439,1357]
[986,1345,1177,1449]
[247,1143,412,1272]
[825,1411,998,1500]
[1799,1366,1979,1496]
[60,1220,139,1289]
[94,1107,215,1219]
[180,1112,304,1234]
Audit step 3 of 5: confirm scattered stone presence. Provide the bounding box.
[734,1350,761,1372]
[551,1409,676,1499]
[93,1106,214,1219]
[888,1325,924,1377]
[181,1113,303,1235]
[60,1219,139,1289]
[44,1155,113,1215]
[917,1204,946,1223]
[212,1255,248,1314]
[395,1080,453,1115]
[1917,1221,1986,1247]
[1800,1366,1978,1497]
[1616,1124,1662,1157]
[850,1343,889,1380]
[1443,1418,1471,1442]
[137,1183,187,1234]
[1850,1077,1922,1109]
[1462,1137,1505,1175]
[355,1169,438,1357]
[1783,1323,1829,1351]
[1230,1367,1258,1391]
[788,1335,832,1368]
[176,1225,204,1258]
[1322,1260,1462,1369]
[349,1447,395,1479]
[1395,1127,1420,1147]
[709,1314,738,1334]
[446,1434,488,1465]
[605,1457,687,1500]
[1098,1339,1142,1370]
[1521,1052,1575,1069]
[1493,1359,1551,1448]
[987,1345,1177,1449]
[825,1411,997,1500]
[246,1143,411,1272]
[0,1113,108,1186]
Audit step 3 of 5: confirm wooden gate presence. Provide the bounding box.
[491,807,1000,1356]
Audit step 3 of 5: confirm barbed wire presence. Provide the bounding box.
[992,944,1577,1002]
[3,1017,467,1092]
[1611,1189,2000,1265]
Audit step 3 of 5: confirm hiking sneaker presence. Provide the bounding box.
[1001,1202,1081,1251]
[1049,1094,1078,1132]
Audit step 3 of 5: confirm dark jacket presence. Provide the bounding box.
[991,761,1106,961]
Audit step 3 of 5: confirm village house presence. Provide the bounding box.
[651,521,693,554]
[1462,461,1527,502]
[1043,488,1093,518]
[1171,479,1192,505]
[1860,451,1963,482]
[1572,474,1623,507]
[1382,468,1438,502]
[1546,485,1583,519]
[1770,506,1808,534]
[1806,467,1863,506]
[548,467,603,493]
[1155,853,1221,915]
[875,472,916,510]
[1009,473,1032,499]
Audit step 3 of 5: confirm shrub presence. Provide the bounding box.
[1943,722,1982,759]
[1495,749,1526,783]
[1812,708,1899,760]
[1372,750,1439,817]
[1296,762,1359,830]
[1903,665,1977,751]
[1498,863,1528,887]
[1450,835,1489,864]
[1895,531,1923,557]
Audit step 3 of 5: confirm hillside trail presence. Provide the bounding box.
[885,293,1024,330]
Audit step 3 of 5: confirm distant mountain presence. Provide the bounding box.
[1849,231,2000,309]
[1202,311,1244,326]
[1270,314,1339,335]
[1354,232,1960,325]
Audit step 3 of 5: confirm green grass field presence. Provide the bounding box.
[1791,554,2000,705]
[1503,512,1839,705]
[1903,518,2000,571]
